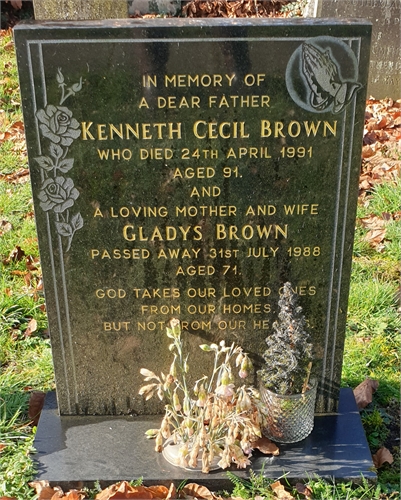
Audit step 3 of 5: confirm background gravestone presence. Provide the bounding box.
[15,18,371,416]
[314,0,400,99]
[32,0,128,20]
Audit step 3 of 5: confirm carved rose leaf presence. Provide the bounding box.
[58,158,74,173]
[34,156,54,172]
[36,105,80,147]
[70,213,83,231]
[38,176,79,213]
[49,142,63,159]
[55,222,73,237]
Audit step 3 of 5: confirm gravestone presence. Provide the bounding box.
[15,18,371,420]
[314,0,401,99]
[33,0,128,20]
[14,17,374,488]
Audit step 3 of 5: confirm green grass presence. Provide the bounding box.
[0,26,400,499]
[1,29,53,499]
[225,469,389,500]
[353,181,401,262]
[341,179,400,495]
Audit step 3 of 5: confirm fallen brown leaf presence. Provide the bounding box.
[166,482,177,499]
[181,483,213,499]
[0,220,12,235]
[183,0,287,18]
[28,391,45,426]
[25,255,39,271]
[359,215,387,229]
[295,483,312,498]
[0,444,7,453]
[148,485,172,498]
[0,496,17,500]
[270,480,295,499]
[29,480,59,500]
[0,167,29,184]
[362,145,375,158]
[360,95,401,202]
[12,120,24,131]
[95,482,153,499]
[353,378,379,409]
[372,446,394,468]
[364,228,386,250]
[4,245,26,264]
[251,436,280,455]
[24,318,37,337]
[50,490,65,500]
[24,272,33,287]
[53,491,85,500]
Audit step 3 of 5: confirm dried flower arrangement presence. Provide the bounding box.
[139,318,271,473]
[258,282,313,395]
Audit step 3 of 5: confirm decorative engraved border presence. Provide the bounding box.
[26,35,362,413]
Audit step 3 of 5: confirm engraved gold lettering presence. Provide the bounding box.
[91,248,150,259]
[133,288,180,299]
[95,288,126,299]
[176,265,215,276]
[260,120,337,138]
[164,74,235,87]
[173,167,215,179]
[103,322,130,331]
[221,303,271,314]
[246,247,279,258]
[186,288,216,298]
[218,320,246,330]
[246,205,276,216]
[80,122,182,140]
[216,224,288,240]
[81,121,94,140]
[122,225,202,242]
[208,95,270,108]
[193,121,249,139]
[283,204,319,215]
[157,96,201,109]
[190,186,221,197]
[253,320,269,329]
[187,304,216,314]
[157,248,201,259]
[109,124,124,139]
[278,285,316,296]
[140,148,173,160]
[139,97,149,108]
[142,75,157,87]
[175,205,236,217]
[141,305,181,315]
[222,286,271,297]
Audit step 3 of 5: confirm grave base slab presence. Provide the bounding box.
[33,388,376,490]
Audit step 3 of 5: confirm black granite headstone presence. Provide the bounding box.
[15,19,371,416]
[316,0,400,99]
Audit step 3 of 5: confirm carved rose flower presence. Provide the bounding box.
[36,105,80,147]
[38,176,79,213]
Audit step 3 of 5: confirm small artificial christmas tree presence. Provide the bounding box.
[259,282,313,395]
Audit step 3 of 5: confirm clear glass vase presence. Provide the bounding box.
[260,380,317,443]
